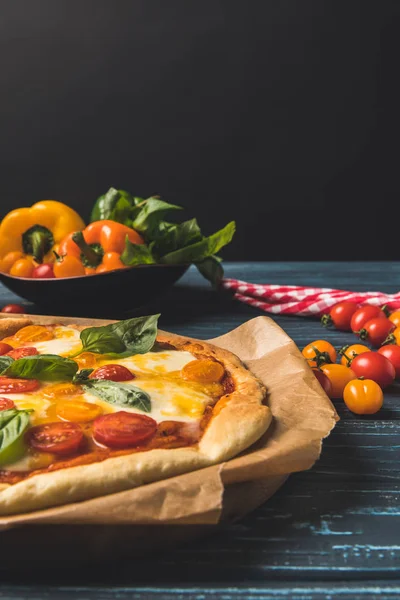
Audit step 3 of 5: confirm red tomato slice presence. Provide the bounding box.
[26,422,83,455]
[0,342,13,356]
[6,346,39,360]
[90,364,134,382]
[93,411,157,448]
[0,377,40,393]
[0,397,15,411]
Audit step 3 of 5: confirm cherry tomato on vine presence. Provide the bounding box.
[350,352,395,389]
[378,345,400,378]
[358,318,395,347]
[1,304,25,314]
[321,301,359,331]
[302,340,337,368]
[312,368,333,397]
[320,364,356,399]
[383,327,400,346]
[32,263,55,279]
[339,344,370,366]
[389,311,400,328]
[350,305,387,333]
[343,379,383,415]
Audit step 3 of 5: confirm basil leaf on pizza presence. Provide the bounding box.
[0,408,31,466]
[4,355,78,381]
[76,314,160,357]
[72,368,94,383]
[82,379,151,412]
[0,356,14,372]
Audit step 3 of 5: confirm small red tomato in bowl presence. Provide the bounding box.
[350,305,387,333]
[312,368,333,397]
[1,304,25,314]
[350,352,395,389]
[358,318,395,347]
[321,301,359,331]
[32,264,55,279]
[378,345,400,378]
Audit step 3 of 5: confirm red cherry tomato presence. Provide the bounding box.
[321,301,359,331]
[0,304,25,314]
[31,263,55,279]
[93,411,157,448]
[312,368,333,397]
[0,398,15,411]
[0,342,13,355]
[358,318,395,347]
[378,345,400,379]
[350,305,387,333]
[350,352,395,389]
[6,346,39,359]
[0,377,40,393]
[90,364,134,382]
[26,422,83,455]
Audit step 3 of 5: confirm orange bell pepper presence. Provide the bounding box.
[57,220,144,276]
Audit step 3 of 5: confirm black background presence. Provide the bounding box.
[0,0,399,260]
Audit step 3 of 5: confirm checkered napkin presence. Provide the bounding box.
[221,279,400,317]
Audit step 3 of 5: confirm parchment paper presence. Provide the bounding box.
[0,315,338,529]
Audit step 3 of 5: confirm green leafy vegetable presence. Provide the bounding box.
[4,355,79,381]
[121,237,156,266]
[0,356,14,373]
[90,188,136,223]
[74,314,160,357]
[152,218,202,257]
[161,221,236,265]
[82,380,151,412]
[0,408,31,466]
[195,255,224,287]
[72,368,94,384]
[131,197,182,238]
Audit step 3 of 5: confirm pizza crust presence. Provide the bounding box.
[0,322,272,515]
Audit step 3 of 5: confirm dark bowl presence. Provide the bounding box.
[0,265,189,311]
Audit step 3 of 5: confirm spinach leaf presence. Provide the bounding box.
[152,218,202,257]
[83,380,151,412]
[0,356,14,374]
[5,355,79,381]
[121,237,156,266]
[0,409,31,466]
[76,314,160,357]
[131,197,182,238]
[195,255,224,287]
[161,221,235,265]
[90,188,135,222]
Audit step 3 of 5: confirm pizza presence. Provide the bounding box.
[0,315,272,515]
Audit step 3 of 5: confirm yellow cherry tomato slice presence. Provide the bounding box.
[340,344,371,366]
[74,352,98,369]
[56,399,103,423]
[343,379,383,415]
[181,359,225,383]
[302,340,337,368]
[389,311,400,328]
[14,325,54,343]
[320,363,357,399]
[43,382,83,399]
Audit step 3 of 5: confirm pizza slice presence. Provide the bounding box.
[0,315,271,515]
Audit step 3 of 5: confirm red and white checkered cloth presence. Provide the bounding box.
[221,279,400,317]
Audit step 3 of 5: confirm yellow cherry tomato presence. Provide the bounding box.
[56,398,103,423]
[343,379,383,415]
[385,327,400,346]
[389,311,400,328]
[302,340,337,368]
[320,363,357,399]
[0,251,25,274]
[14,325,54,343]
[181,359,225,383]
[53,255,85,278]
[43,382,83,399]
[9,257,35,278]
[74,352,98,369]
[340,344,371,366]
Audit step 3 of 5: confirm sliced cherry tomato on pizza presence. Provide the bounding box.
[56,399,103,423]
[0,304,25,314]
[343,379,383,415]
[0,342,13,355]
[14,325,54,343]
[43,382,83,399]
[321,301,359,331]
[181,359,225,383]
[339,344,371,366]
[26,422,84,455]
[320,364,356,399]
[90,364,134,382]
[378,345,400,378]
[350,352,395,389]
[74,352,98,369]
[6,346,39,359]
[358,318,395,347]
[312,368,333,397]
[93,411,157,448]
[0,397,15,411]
[0,377,40,393]
[350,305,387,332]
[302,340,337,368]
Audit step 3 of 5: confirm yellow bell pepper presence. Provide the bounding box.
[0,201,85,273]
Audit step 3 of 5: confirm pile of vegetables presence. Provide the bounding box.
[304,302,400,415]
[0,188,235,285]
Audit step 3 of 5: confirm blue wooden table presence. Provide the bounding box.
[1,262,400,600]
